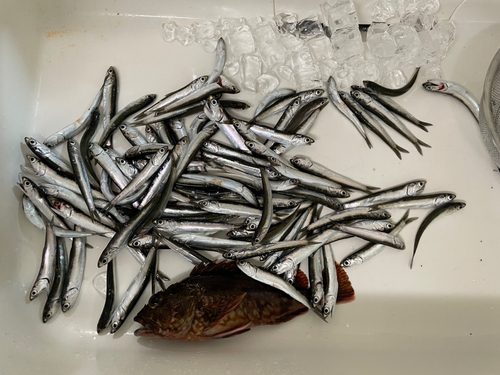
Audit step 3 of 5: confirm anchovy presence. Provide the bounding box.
[100,66,117,148]
[109,247,156,333]
[327,77,372,148]
[376,193,456,210]
[67,138,98,222]
[248,124,315,147]
[96,260,116,333]
[252,167,273,245]
[251,95,299,122]
[188,113,210,139]
[79,110,101,185]
[89,143,129,190]
[322,245,338,318]
[224,240,310,260]
[29,218,57,300]
[123,143,172,160]
[343,180,426,210]
[290,155,379,193]
[411,201,466,268]
[309,249,324,308]
[43,237,67,322]
[154,219,235,235]
[307,207,391,232]
[171,233,250,250]
[145,125,160,143]
[156,235,210,265]
[423,79,480,121]
[364,67,420,97]
[202,140,270,167]
[206,38,225,85]
[61,226,86,312]
[336,225,405,249]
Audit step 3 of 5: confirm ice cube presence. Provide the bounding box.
[307,35,335,61]
[192,21,216,43]
[162,21,177,43]
[228,26,256,57]
[318,59,339,81]
[240,55,262,92]
[279,34,305,54]
[247,16,264,28]
[176,26,195,46]
[291,47,321,90]
[370,0,399,22]
[333,63,358,90]
[389,24,421,61]
[381,69,407,88]
[354,59,380,82]
[400,11,436,32]
[251,22,277,46]
[256,73,280,95]
[291,46,315,70]
[201,39,218,53]
[367,23,397,59]
[433,20,455,49]
[274,64,294,81]
[224,58,240,77]
[274,12,298,35]
[421,64,443,79]
[322,0,364,62]
[297,14,325,40]
[259,39,287,68]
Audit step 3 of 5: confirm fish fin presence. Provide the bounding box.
[416,124,429,132]
[189,260,239,277]
[202,293,248,330]
[419,121,433,127]
[335,262,355,303]
[413,142,423,155]
[209,322,253,339]
[406,217,419,224]
[418,139,431,148]
[397,145,410,154]
[365,185,380,192]
[293,269,309,294]
[364,135,373,149]
[392,148,403,160]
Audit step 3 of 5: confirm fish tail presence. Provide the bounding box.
[416,124,429,133]
[419,121,433,127]
[102,203,114,216]
[413,142,423,155]
[397,145,410,154]
[364,135,373,149]
[418,139,432,148]
[89,209,100,224]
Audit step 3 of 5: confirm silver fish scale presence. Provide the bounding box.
[479,48,500,168]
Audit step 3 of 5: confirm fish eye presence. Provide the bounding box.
[157,219,164,225]
[30,140,36,145]
[159,148,165,153]
[148,294,162,308]
[120,125,127,130]
[200,77,206,82]
[313,297,320,304]
[119,159,126,165]
[271,265,279,272]
[248,142,255,148]
[30,156,36,162]
[387,223,394,229]
[294,100,300,106]
[323,307,330,315]
[111,322,119,329]
[133,241,141,247]
[249,224,257,230]
[287,201,295,207]
[315,90,322,95]
[254,238,261,243]
[211,99,217,106]
[101,258,108,265]
[341,191,348,197]
[45,312,52,319]
[63,302,70,310]
[24,180,31,186]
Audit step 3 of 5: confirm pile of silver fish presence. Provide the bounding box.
[18,38,466,333]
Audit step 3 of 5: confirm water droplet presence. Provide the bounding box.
[92,272,107,296]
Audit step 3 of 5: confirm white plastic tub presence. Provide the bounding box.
[2,1,500,374]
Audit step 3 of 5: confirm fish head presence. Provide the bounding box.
[43,133,65,148]
[271,258,294,275]
[42,300,58,323]
[407,180,427,196]
[245,141,265,154]
[134,285,200,339]
[193,75,208,89]
[204,96,224,122]
[378,220,395,231]
[264,166,281,180]
[338,91,350,102]
[219,75,240,94]
[350,90,371,104]
[422,80,447,92]
[40,184,59,197]
[293,135,315,145]
[281,179,300,189]
[48,198,72,218]
[18,176,37,195]
[373,210,391,220]
[61,289,79,313]
[129,234,153,249]
[202,140,219,154]
[341,255,363,268]
[151,147,168,166]
[197,200,218,210]
[154,219,175,232]
[88,143,103,157]
[290,156,313,169]
[232,119,249,132]
[27,155,47,176]
[67,138,78,151]
[119,124,132,135]
[25,137,50,156]
[437,193,456,205]
[289,97,302,112]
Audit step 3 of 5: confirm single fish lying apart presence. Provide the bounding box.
[134,261,354,341]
